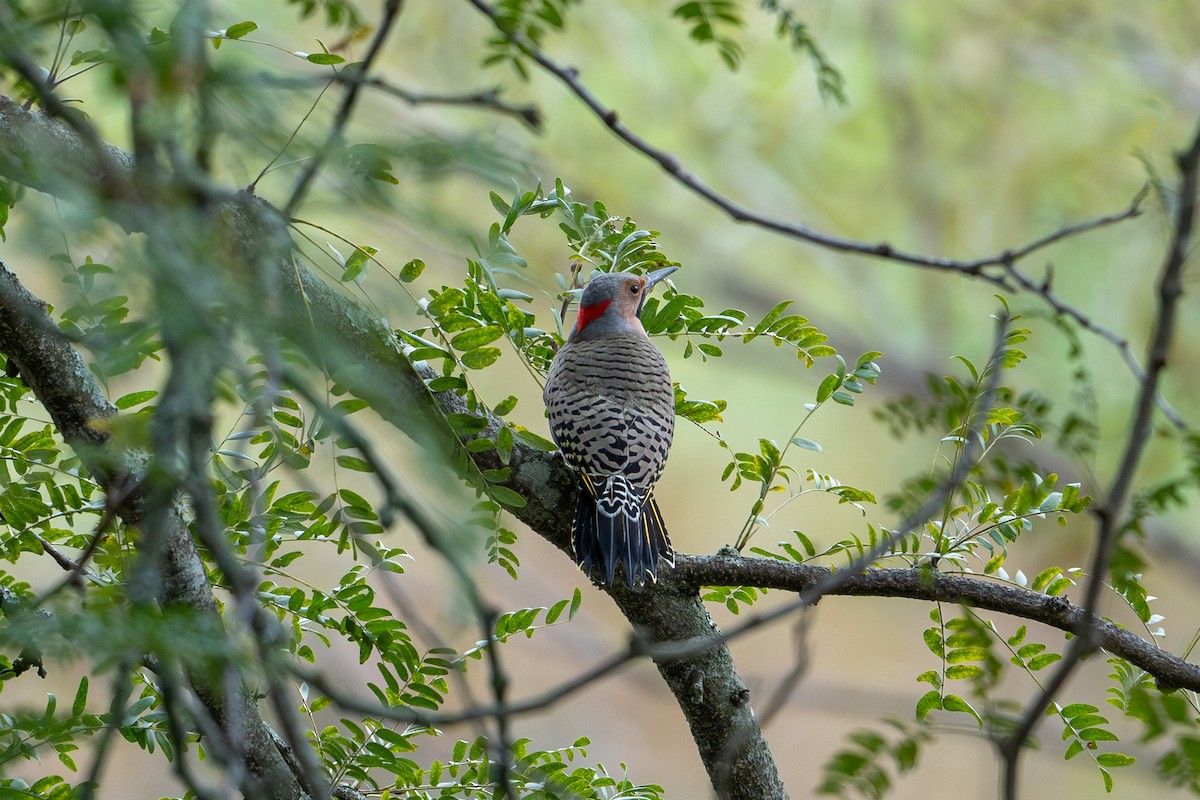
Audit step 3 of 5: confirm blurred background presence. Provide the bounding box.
[5,0,1200,797]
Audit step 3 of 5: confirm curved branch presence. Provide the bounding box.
[463,0,1143,276]
[670,555,1200,692]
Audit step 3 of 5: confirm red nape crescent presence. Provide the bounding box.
[574,298,613,332]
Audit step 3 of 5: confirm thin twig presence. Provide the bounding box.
[346,74,541,130]
[157,662,222,800]
[998,118,1200,800]
[78,663,134,800]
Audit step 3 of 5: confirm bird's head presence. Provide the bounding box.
[569,266,678,341]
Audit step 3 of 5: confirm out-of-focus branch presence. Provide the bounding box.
[283,0,406,216]
[0,257,306,800]
[998,118,1200,800]
[351,75,542,130]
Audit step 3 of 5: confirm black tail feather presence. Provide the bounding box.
[572,475,673,588]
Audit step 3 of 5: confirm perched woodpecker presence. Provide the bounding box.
[544,267,678,588]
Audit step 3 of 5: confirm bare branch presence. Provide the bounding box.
[462,0,1186,431]
[671,555,1200,691]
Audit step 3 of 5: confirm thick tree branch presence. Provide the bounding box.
[672,556,1200,691]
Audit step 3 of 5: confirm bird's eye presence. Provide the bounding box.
[630,283,640,294]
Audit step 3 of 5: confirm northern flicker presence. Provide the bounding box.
[543,267,678,588]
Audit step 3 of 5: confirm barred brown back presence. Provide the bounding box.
[544,331,675,587]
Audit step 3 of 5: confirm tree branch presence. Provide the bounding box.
[463,0,1143,275]
[462,0,1184,430]
[672,555,1200,691]
[283,0,406,216]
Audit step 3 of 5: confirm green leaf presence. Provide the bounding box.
[408,346,450,361]
[494,395,518,416]
[792,437,822,453]
[497,426,514,464]
[488,485,526,508]
[746,300,792,341]
[460,347,502,369]
[1095,753,1135,768]
[450,326,505,351]
[515,429,558,451]
[831,391,855,406]
[942,694,982,725]
[306,52,345,65]
[947,647,989,664]
[336,455,374,472]
[427,375,465,392]
[816,373,840,403]
[1032,567,1063,592]
[1061,703,1098,718]
[225,21,257,39]
[114,390,157,409]
[1076,727,1119,743]
[446,413,487,436]
[915,689,941,721]
[945,665,984,680]
[400,258,425,282]
[1028,653,1062,671]
[72,676,89,717]
[545,598,569,624]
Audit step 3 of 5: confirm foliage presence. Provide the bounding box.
[0,2,1196,800]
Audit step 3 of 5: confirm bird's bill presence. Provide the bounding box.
[644,265,679,290]
[637,266,679,318]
